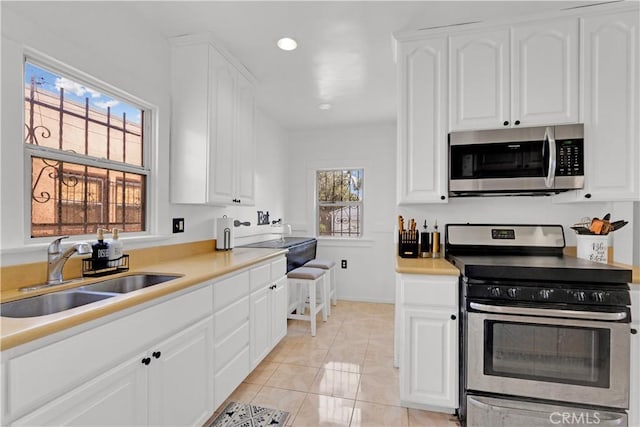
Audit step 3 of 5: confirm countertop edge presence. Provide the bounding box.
[395,256,460,276]
[1,248,287,351]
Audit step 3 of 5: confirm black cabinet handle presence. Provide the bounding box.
[450,314,457,320]
[141,357,151,366]
[153,351,162,359]
[503,121,509,126]
[514,120,521,125]
[631,328,638,335]
[584,193,592,199]
[440,195,446,200]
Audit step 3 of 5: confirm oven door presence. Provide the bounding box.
[467,303,630,409]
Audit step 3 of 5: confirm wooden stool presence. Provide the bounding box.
[304,259,337,315]
[287,267,328,336]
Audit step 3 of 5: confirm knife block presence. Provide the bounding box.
[398,231,419,258]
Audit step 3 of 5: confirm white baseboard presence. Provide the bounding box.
[337,296,395,305]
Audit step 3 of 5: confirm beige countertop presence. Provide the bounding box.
[395,256,460,276]
[0,246,287,350]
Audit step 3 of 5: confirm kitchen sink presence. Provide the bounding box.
[1,274,182,318]
[77,274,182,294]
[1,291,115,318]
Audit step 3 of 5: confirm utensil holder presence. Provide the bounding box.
[399,231,419,258]
[576,235,611,264]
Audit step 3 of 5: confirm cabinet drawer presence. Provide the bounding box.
[271,257,286,281]
[214,322,249,372]
[214,271,249,311]
[214,347,250,409]
[401,276,458,307]
[5,285,212,418]
[250,263,271,292]
[214,296,249,340]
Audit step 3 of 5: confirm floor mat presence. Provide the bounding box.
[208,401,290,427]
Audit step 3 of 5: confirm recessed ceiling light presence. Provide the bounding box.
[318,103,332,110]
[277,37,297,51]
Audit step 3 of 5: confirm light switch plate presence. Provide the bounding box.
[173,218,184,233]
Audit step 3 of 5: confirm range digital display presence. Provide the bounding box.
[491,229,515,240]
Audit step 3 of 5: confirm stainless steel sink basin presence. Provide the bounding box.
[1,291,115,318]
[77,274,182,294]
[2,274,181,318]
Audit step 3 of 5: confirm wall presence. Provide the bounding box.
[287,124,397,303]
[399,199,637,261]
[0,2,288,266]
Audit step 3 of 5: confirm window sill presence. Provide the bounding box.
[3,234,173,257]
[316,237,375,248]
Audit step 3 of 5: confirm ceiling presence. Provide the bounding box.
[127,1,595,130]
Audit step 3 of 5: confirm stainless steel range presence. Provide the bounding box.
[445,224,633,427]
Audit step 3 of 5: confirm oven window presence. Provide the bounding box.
[484,321,611,388]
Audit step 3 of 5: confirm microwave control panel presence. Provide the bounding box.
[556,140,584,176]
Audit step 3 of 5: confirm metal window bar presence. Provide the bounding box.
[317,169,363,237]
[25,77,147,237]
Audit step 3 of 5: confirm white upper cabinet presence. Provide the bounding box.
[170,36,255,206]
[580,10,639,201]
[449,29,510,131]
[396,37,449,204]
[450,18,579,131]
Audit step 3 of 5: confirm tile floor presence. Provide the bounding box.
[209,301,460,426]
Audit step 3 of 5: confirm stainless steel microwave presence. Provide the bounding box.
[448,124,584,196]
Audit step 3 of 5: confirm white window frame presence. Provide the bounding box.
[23,53,154,243]
[315,168,364,239]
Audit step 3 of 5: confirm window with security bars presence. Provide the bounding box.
[24,60,148,237]
[317,169,363,238]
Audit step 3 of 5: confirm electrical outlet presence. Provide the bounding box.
[172,218,184,233]
[341,259,347,269]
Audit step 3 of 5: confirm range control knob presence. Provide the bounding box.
[490,287,502,297]
[591,291,605,303]
[507,288,518,298]
[539,289,551,300]
[575,291,586,302]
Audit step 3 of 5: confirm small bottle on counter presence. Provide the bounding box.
[107,228,124,266]
[92,228,110,270]
[432,220,441,258]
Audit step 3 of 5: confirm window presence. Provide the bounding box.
[24,60,149,238]
[317,169,363,238]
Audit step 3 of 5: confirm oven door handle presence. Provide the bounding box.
[469,302,627,321]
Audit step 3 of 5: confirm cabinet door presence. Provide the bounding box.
[397,37,448,204]
[148,317,214,427]
[209,46,236,205]
[250,286,272,368]
[271,277,288,346]
[400,308,457,410]
[630,322,640,427]
[170,42,210,204]
[13,355,148,426]
[235,72,256,206]
[449,29,510,131]
[581,11,639,201]
[512,18,579,126]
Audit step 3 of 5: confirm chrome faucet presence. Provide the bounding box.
[47,236,91,285]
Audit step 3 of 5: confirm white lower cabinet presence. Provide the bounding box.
[2,254,288,427]
[13,352,148,426]
[250,257,287,368]
[14,317,213,427]
[397,273,458,413]
[629,287,639,427]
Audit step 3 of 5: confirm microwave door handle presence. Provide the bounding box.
[469,302,627,321]
[543,126,556,188]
